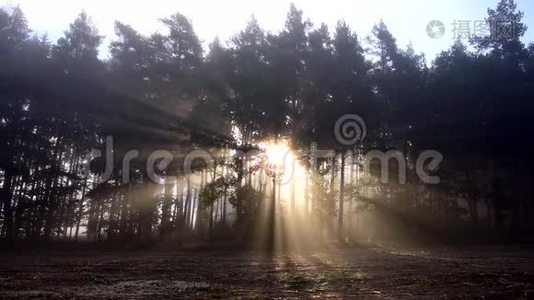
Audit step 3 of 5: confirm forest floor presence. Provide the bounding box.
[0,244,533,299]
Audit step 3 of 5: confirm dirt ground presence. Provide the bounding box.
[0,245,533,299]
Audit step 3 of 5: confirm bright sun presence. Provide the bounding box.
[260,141,306,188]
[262,142,292,169]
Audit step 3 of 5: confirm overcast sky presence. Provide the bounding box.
[1,0,533,63]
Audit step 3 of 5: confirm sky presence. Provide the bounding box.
[1,0,533,63]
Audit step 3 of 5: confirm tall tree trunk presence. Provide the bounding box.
[348,153,354,241]
[305,166,309,214]
[1,171,14,241]
[43,147,64,240]
[268,173,276,248]
[184,177,192,229]
[330,158,337,239]
[291,170,296,212]
[338,152,345,241]
[160,178,174,236]
[107,183,121,241]
[74,178,88,241]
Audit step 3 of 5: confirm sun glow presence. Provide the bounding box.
[260,141,304,186]
[259,140,307,204]
[262,142,292,169]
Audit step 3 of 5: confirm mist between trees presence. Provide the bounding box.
[1,0,534,246]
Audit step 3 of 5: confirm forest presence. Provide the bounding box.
[1,0,534,249]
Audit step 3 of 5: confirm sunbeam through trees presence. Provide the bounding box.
[1,0,534,298]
